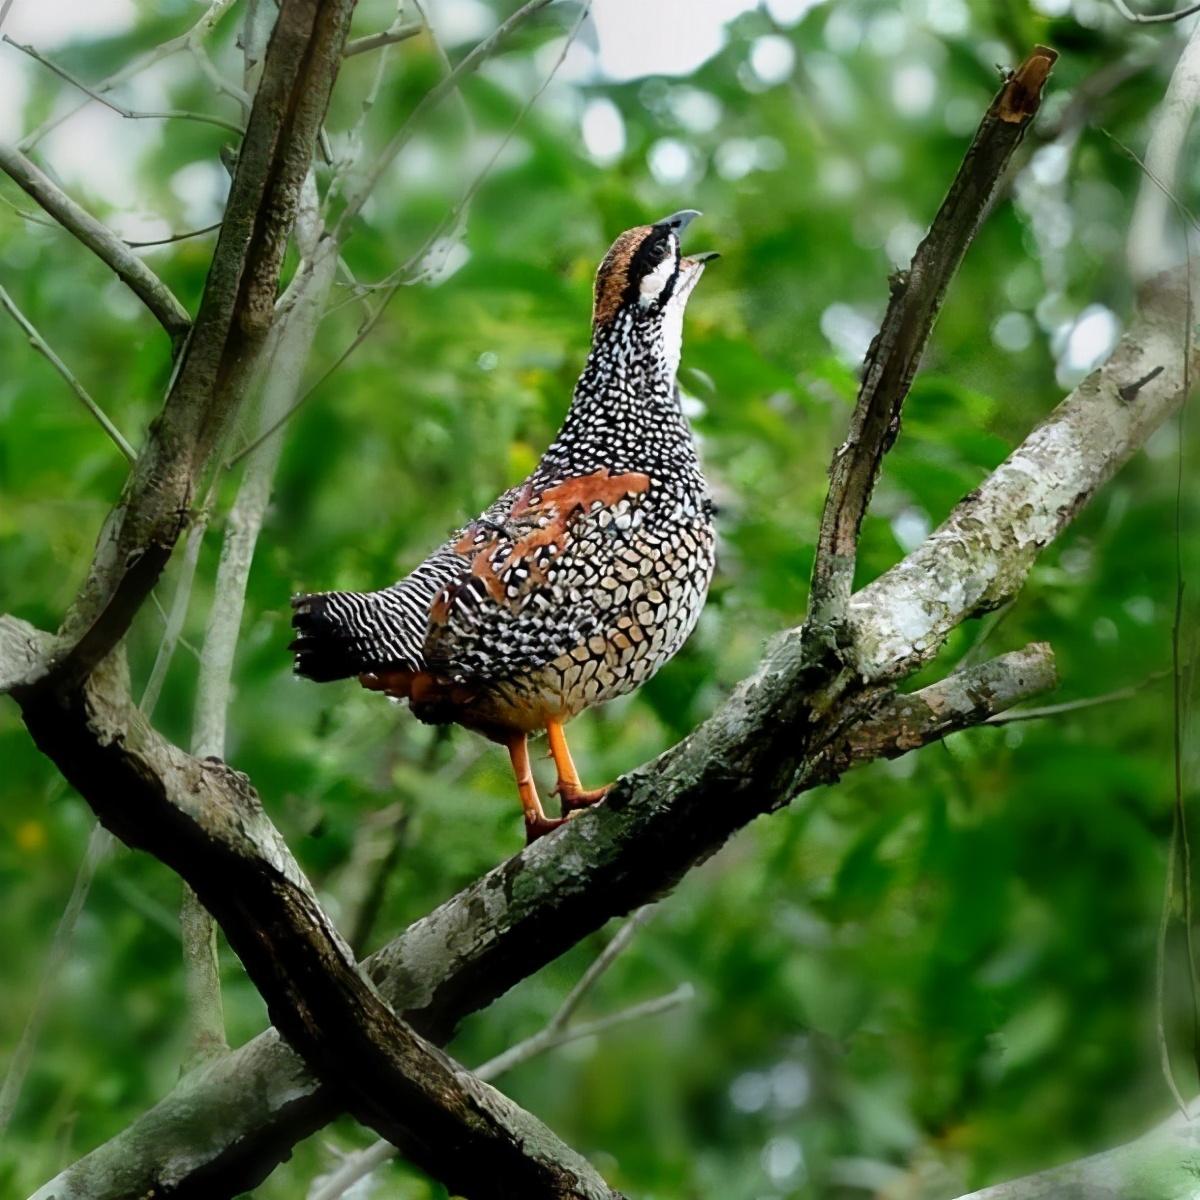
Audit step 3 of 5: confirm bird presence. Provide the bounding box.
[290,210,718,842]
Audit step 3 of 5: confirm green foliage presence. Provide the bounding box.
[1,1,1199,1197]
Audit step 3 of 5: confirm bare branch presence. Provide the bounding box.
[18,0,240,151]
[552,906,654,1034]
[123,220,223,248]
[312,984,692,1200]
[807,46,1057,634]
[0,146,191,347]
[0,282,138,461]
[344,19,424,57]
[14,645,622,1199]
[986,670,1168,724]
[0,822,113,1134]
[3,35,245,136]
[951,1103,1200,1198]
[804,645,1058,782]
[334,0,558,235]
[38,0,357,690]
[1111,0,1200,23]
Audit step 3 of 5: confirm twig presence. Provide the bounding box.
[231,0,589,467]
[306,940,687,1200]
[344,19,424,57]
[1128,23,1200,280]
[139,511,211,718]
[0,283,137,461]
[551,906,654,1033]
[1111,0,1200,22]
[3,36,245,136]
[985,670,1168,723]
[0,823,114,1134]
[18,0,241,151]
[806,46,1057,635]
[334,0,559,234]
[124,220,223,248]
[0,145,192,347]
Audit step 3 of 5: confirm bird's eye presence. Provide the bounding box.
[649,236,671,262]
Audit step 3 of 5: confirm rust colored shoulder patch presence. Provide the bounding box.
[434,468,653,617]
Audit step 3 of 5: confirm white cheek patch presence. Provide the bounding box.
[638,238,677,307]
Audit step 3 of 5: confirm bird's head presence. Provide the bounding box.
[591,210,717,337]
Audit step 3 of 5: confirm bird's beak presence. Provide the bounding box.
[654,208,701,234]
[653,211,718,271]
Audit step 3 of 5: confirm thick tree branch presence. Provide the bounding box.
[807,46,1056,633]
[11,649,620,1200]
[952,1104,1200,1198]
[848,269,1195,681]
[13,621,1056,1200]
[0,144,192,347]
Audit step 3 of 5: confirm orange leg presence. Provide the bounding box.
[507,734,565,843]
[546,718,609,813]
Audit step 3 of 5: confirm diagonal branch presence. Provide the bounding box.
[30,0,356,691]
[12,649,621,1200]
[0,144,192,347]
[333,0,558,234]
[3,35,245,136]
[807,46,1057,635]
[0,282,137,461]
[343,19,424,57]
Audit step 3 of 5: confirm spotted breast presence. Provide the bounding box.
[291,209,717,841]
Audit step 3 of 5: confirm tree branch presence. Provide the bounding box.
[11,648,621,1199]
[807,46,1056,634]
[333,0,558,234]
[0,145,192,347]
[0,282,138,461]
[847,268,1196,681]
[3,35,245,136]
[343,19,424,57]
[25,0,357,691]
[951,1104,1200,1198]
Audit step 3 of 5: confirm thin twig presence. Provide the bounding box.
[986,670,1168,723]
[334,0,559,235]
[0,144,192,346]
[123,220,223,248]
[0,283,136,461]
[3,36,245,137]
[551,906,654,1033]
[1111,0,1200,22]
[306,975,689,1200]
[0,823,114,1134]
[344,19,424,57]
[806,46,1057,635]
[18,0,241,151]
[230,0,589,467]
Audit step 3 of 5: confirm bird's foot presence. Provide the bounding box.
[524,812,569,843]
[553,782,610,813]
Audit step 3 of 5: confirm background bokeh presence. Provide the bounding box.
[2,1,1200,1197]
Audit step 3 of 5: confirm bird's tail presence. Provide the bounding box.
[290,590,415,682]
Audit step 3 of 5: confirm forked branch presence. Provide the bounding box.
[807,46,1057,635]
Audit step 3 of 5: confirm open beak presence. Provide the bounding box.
[653,210,718,271]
